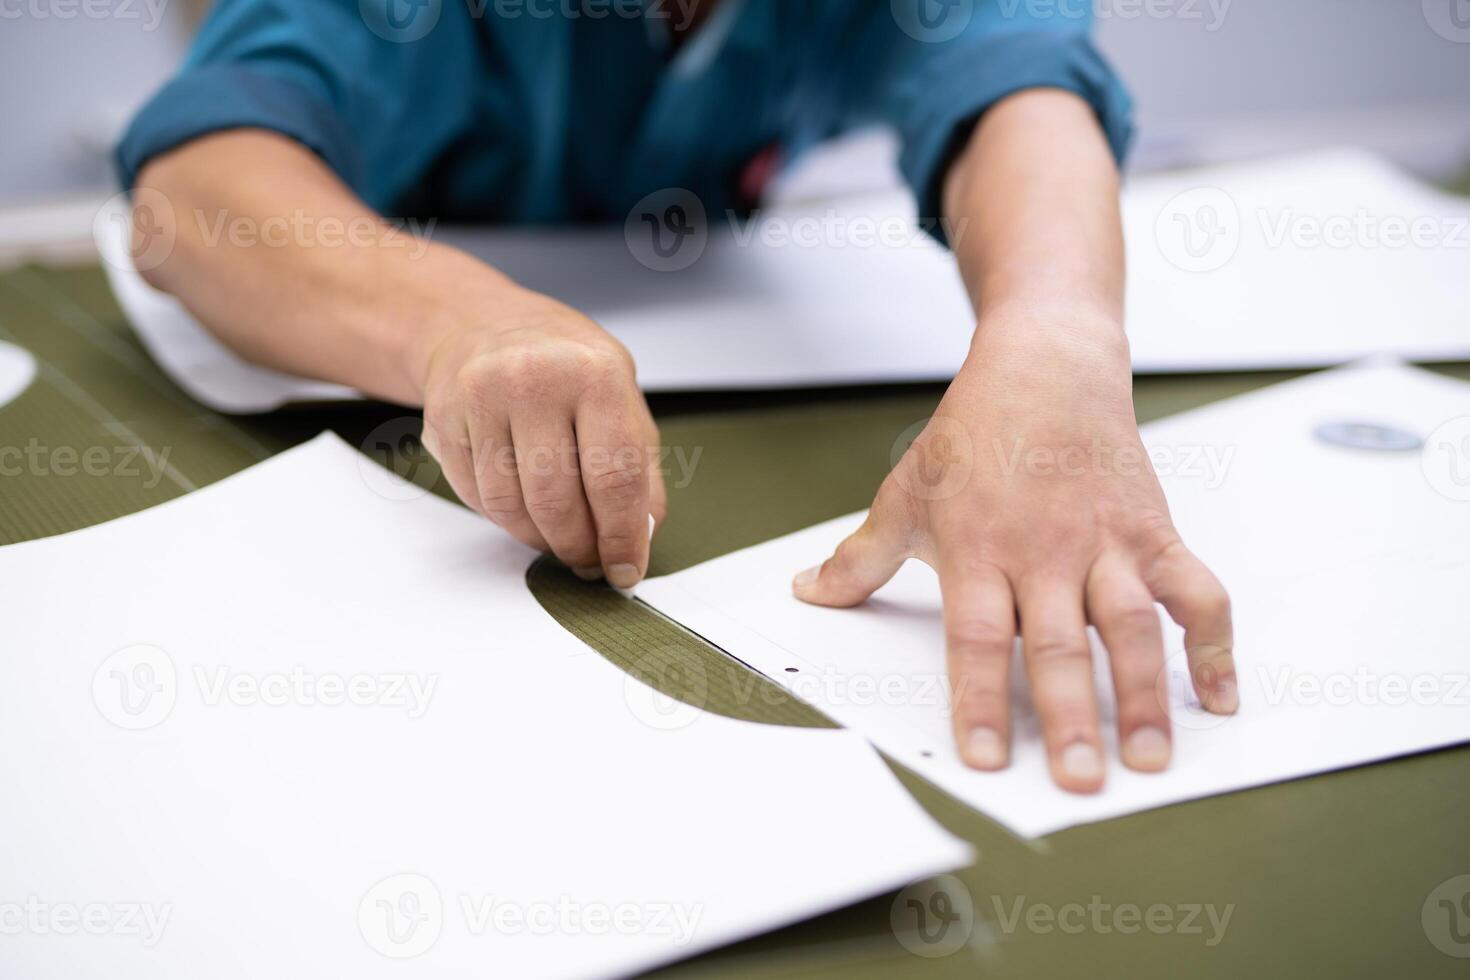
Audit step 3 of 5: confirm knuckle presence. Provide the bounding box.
[579,345,630,381]
[832,537,865,572]
[458,362,500,408]
[1026,636,1093,666]
[1100,602,1161,635]
[553,537,600,567]
[584,455,645,501]
[499,346,547,380]
[1202,581,1232,613]
[946,678,1005,717]
[597,529,641,560]
[477,491,525,525]
[1180,577,1231,621]
[523,488,575,525]
[946,616,1013,655]
[1141,527,1190,570]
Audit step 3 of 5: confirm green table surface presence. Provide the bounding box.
[2,262,1467,979]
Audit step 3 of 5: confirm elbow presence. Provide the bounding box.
[128,155,189,295]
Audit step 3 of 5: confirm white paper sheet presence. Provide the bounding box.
[0,433,971,979]
[95,149,1470,413]
[1122,149,1470,372]
[637,363,1470,838]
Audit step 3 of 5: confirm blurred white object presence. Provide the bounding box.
[639,363,1470,838]
[0,340,38,408]
[0,195,110,268]
[0,432,971,979]
[96,148,1470,413]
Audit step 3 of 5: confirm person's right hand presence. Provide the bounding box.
[416,291,666,588]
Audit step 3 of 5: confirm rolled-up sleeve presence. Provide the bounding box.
[855,2,1134,242]
[115,0,481,212]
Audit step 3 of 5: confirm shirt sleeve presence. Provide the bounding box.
[859,2,1134,244]
[115,0,481,212]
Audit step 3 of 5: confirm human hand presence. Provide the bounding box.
[792,325,1237,793]
[416,291,665,588]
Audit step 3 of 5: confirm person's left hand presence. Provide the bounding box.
[792,324,1238,793]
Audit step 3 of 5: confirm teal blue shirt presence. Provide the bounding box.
[117,0,1132,235]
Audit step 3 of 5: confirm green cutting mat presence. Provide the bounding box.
[2,262,1468,979]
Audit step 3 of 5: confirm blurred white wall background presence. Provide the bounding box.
[2,0,1469,207]
[1,2,191,202]
[1095,0,1470,176]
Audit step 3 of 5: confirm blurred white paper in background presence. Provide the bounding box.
[0,339,38,408]
[0,433,971,979]
[638,363,1470,838]
[1125,149,1470,371]
[96,149,1470,413]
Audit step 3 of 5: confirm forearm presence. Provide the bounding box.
[942,88,1128,361]
[133,129,534,406]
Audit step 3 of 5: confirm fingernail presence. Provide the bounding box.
[1059,742,1103,784]
[1123,726,1170,771]
[571,566,603,582]
[1212,677,1239,714]
[965,728,1007,770]
[607,563,641,590]
[792,566,820,592]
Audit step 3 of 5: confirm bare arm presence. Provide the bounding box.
[137,129,513,404]
[796,90,1237,792]
[136,129,666,587]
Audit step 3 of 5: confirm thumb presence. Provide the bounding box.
[792,503,910,608]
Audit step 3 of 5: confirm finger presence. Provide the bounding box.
[465,408,551,555]
[792,487,910,607]
[575,396,653,590]
[511,411,602,578]
[420,413,482,517]
[1018,574,1105,793]
[1086,556,1171,772]
[938,558,1017,771]
[1146,542,1238,714]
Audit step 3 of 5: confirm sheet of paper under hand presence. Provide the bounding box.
[97,149,1470,413]
[637,363,1470,839]
[0,434,970,979]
